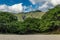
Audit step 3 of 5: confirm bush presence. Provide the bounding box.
[24,18,41,33]
[0,12,17,23]
[0,12,18,34]
[40,5,60,32]
[0,22,27,34]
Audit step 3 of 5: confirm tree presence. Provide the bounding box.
[0,12,18,33]
[24,18,41,33]
[0,12,17,23]
[40,5,60,32]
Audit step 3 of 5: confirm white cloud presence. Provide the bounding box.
[39,2,48,9]
[51,0,60,6]
[0,5,8,11]
[30,0,60,11]
[29,0,48,4]
[0,0,60,13]
[38,2,49,12]
[29,0,35,4]
[0,3,23,13]
[23,5,34,12]
[39,1,54,12]
[30,0,60,5]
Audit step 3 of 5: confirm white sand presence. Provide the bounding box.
[0,35,60,40]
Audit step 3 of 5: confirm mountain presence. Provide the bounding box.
[42,5,60,21]
[15,11,45,21]
[40,5,60,33]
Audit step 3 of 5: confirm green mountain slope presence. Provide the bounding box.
[39,5,60,33]
[15,12,45,21]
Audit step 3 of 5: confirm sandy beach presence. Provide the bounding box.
[0,35,60,40]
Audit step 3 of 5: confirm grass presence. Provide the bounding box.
[15,12,45,21]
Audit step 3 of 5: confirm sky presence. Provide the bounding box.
[0,0,60,13]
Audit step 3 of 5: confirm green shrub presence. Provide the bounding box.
[0,12,17,23]
[0,12,18,34]
[40,5,60,32]
[24,18,41,33]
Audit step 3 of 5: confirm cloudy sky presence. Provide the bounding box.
[0,0,60,13]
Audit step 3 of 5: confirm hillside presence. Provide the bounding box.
[39,5,60,33]
[0,5,60,34]
[15,12,45,21]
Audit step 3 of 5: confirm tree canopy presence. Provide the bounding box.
[40,5,60,32]
[0,12,17,23]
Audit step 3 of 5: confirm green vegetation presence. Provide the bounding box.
[40,5,60,33]
[0,12,41,34]
[15,12,45,21]
[0,5,60,34]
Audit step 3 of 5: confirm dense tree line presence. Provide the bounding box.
[0,12,41,34]
[40,5,60,32]
[0,5,60,34]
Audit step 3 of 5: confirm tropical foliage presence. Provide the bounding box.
[0,5,60,34]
